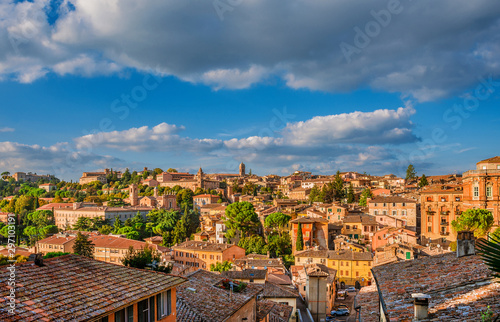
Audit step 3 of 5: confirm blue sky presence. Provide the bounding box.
[1,0,500,180]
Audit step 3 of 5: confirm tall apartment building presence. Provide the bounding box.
[462,156,500,228]
[420,185,463,244]
[368,196,419,232]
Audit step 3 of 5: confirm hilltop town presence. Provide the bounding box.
[0,157,499,322]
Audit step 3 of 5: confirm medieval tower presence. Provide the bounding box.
[239,162,246,177]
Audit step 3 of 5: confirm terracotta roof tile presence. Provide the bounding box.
[369,253,500,321]
[173,240,242,253]
[0,255,186,321]
[262,281,299,298]
[176,270,263,322]
[257,299,293,322]
[221,269,267,280]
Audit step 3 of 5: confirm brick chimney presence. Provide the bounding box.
[28,253,44,267]
[412,293,431,320]
[456,231,475,258]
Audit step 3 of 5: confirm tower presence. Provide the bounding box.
[154,186,158,198]
[239,162,246,177]
[129,184,139,207]
[197,167,204,189]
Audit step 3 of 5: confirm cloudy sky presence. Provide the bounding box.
[1,0,500,180]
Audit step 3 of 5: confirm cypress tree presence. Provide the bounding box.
[296,222,304,251]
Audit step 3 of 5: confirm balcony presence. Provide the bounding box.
[427,211,436,216]
[440,222,449,226]
[441,211,450,216]
[441,232,450,236]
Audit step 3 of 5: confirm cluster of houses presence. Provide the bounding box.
[1,157,500,321]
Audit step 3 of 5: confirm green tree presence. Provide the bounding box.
[347,184,355,203]
[43,252,70,259]
[333,171,345,201]
[121,244,171,272]
[73,217,93,231]
[296,222,304,251]
[451,209,494,237]
[167,168,178,173]
[72,232,95,258]
[113,217,123,233]
[223,202,260,238]
[172,215,189,245]
[121,168,132,184]
[176,189,194,209]
[154,168,164,175]
[406,164,417,182]
[14,195,35,214]
[264,212,291,236]
[238,236,267,255]
[267,232,292,257]
[210,260,233,272]
[1,171,10,180]
[359,188,373,206]
[308,186,321,203]
[419,174,429,188]
[98,225,114,235]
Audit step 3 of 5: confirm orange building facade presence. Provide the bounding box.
[462,157,500,229]
[420,185,463,244]
[172,240,246,270]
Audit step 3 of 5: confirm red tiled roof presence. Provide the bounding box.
[477,156,500,164]
[370,253,500,321]
[36,203,73,210]
[257,299,293,322]
[90,235,149,250]
[262,281,299,298]
[176,269,263,322]
[37,234,76,245]
[173,240,242,253]
[194,194,219,199]
[0,247,33,257]
[0,255,186,322]
[267,273,292,285]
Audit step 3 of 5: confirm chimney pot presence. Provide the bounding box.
[412,293,431,320]
[456,230,476,258]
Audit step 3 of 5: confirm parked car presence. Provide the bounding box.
[337,290,348,300]
[346,286,356,292]
[335,304,349,310]
[330,307,350,316]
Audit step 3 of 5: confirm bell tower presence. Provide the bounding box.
[239,162,246,177]
[129,184,139,206]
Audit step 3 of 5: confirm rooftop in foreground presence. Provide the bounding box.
[176,269,263,322]
[358,252,500,321]
[0,255,186,322]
